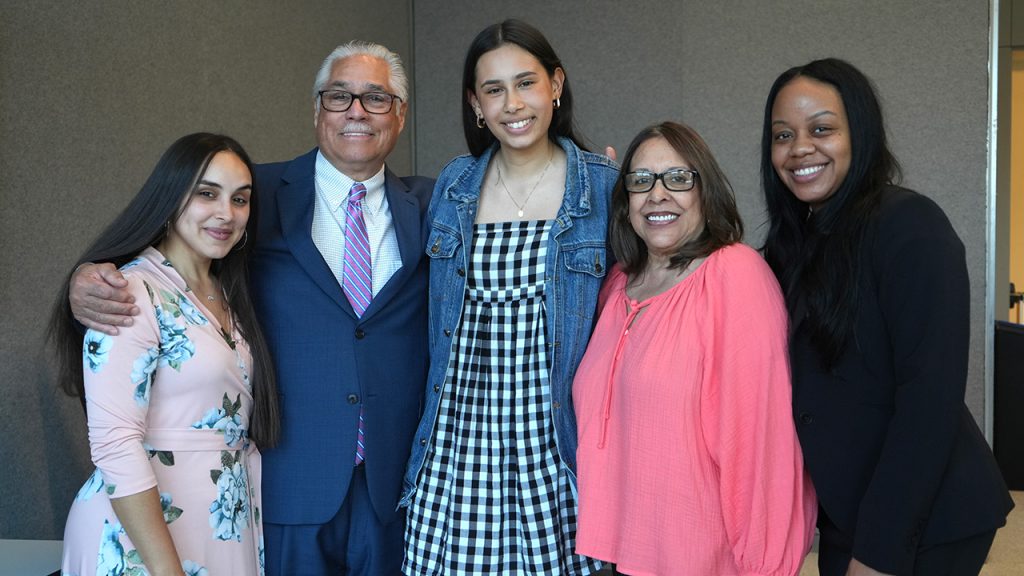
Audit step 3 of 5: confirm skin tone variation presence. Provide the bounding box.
[469,43,567,223]
[625,137,706,303]
[157,150,251,330]
[770,76,852,211]
[315,54,407,181]
[470,43,563,159]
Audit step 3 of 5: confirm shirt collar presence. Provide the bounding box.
[314,151,387,215]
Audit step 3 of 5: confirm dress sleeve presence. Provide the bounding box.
[83,272,161,499]
[701,246,817,576]
[851,192,970,572]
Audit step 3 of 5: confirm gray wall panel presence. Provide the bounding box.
[412,1,992,426]
[0,0,998,542]
[0,0,413,540]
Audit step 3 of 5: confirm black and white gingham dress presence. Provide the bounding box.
[404,221,601,576]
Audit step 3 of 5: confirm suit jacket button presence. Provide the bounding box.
[420,438,427,446]
[433,385,440,393]
[799,412,814,424]
[355,328,365,339]
[443,329,452,337]
[347,394,359,404]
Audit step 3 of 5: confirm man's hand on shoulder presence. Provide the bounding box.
[70,262,139,335]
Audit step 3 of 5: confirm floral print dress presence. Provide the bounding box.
[61,247,264,576]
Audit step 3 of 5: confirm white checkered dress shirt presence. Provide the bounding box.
[312,151,402,297]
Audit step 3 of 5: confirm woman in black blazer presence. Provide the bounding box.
[761,58,1013,576]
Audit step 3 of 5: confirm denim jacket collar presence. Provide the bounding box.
[441,137,593,219]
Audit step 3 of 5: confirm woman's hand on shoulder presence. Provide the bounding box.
[70,262,139,335]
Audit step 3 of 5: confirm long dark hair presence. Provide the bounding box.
[461,19,587,156]
[610,121,743,275]
[47,132,280,447]
[760,58,902,367]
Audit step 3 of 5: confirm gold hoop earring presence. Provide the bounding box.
[476,114,486,129]
[553,97,561,110]
[232,230,248,252]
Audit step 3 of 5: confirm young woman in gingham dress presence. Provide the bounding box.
[401,19,617,576]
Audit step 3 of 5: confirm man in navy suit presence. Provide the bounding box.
[249,41,432,575]
[70,41,432,575]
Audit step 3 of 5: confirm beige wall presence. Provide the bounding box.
[0,0,413,539]
[1012,52,1024,321]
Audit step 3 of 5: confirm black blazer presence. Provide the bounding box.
[790,187,1013,574]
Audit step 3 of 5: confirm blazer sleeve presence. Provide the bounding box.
[851,192,971,573]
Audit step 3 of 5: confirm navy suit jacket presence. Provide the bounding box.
[250,148,433,525]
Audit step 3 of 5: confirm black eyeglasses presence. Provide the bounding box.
[623,168,699,193]
[318,90,402,114]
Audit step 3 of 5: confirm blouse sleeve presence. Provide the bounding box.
[700,246,817,576]
[83,272,161,499]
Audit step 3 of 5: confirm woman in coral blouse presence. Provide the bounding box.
[572,121,816,576]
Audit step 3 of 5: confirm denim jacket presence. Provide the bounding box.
[399,137,617,507]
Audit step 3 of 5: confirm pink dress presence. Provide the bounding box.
[572,243,816,576]
[62,247,264,576]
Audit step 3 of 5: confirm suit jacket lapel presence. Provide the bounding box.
[274,149,354,316]
[361,168,422,321]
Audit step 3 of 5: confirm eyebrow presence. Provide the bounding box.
[479,70,538,87]
[199,179,252,193]
[772,109,838,126]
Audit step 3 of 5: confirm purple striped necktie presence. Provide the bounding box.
[343,182,370,464]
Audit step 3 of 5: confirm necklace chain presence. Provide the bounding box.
[186,286,217,302]
[496,148,554,218]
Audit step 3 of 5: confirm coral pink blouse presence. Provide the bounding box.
[573,244,816,576]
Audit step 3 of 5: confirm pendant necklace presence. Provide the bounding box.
[496,148,553,218]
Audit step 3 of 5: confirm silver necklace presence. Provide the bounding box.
[496,149,553,218]
[186,286,217,302]
[163,256,218,302]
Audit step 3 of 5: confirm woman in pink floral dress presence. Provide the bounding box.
[49,133,279,576]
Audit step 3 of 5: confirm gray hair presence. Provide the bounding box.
[312,41,409,104]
